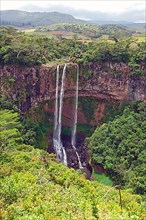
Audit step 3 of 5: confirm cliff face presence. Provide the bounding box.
[1,63,146,170]
[0,63,146,125]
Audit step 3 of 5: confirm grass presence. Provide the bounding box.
[135,36,146,42]
[35,32,56,39]
[20,28,95,41]
[93,172,113,186]
[1,148,145,220]
[22,28,36,33]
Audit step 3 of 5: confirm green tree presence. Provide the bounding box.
[88,102,146,194]
[0,110,22,152]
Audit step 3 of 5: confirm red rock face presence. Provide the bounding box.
[77,107,87,124]
[92,103,106,125]
[0,63,146,125]
[1,63,146,170]
[42,99,106,126]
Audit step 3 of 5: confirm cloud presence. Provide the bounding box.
[118,9,145,22]
[19,3,145,23]
[18,4,45,12]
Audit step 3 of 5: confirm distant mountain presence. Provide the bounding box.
[90,20,145,31]
[0,10,85,27]
[89,20,132,25]
[124,23,146,30]
[0,10,145,34]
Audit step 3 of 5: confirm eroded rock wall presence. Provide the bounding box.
[1,63,146,170]
[0,63,146,125]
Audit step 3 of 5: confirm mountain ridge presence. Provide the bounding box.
[0,10,86,27]
[1,10,145,29]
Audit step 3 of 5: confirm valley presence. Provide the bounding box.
[0,7,146,220]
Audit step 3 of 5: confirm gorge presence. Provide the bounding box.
[0,62,146,172]
[1,62,146,113]
[0,9,146,219]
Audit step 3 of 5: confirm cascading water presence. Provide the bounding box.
[58,64,67,165]
[53,64,67,166]
[53,65,60,158]
[53,63,82,169]
[71,64,83,169]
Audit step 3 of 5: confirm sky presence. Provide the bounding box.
[1,0,145,22]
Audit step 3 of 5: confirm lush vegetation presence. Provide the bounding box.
[0,108,146,220]
[78,39,146,67]
[78,97,98,122]
[0,26,145,70]
[37,23,133,38]
[21,102,54,150]
[0,23,146,219]
[93,173,113,186]
[88,102,146,195]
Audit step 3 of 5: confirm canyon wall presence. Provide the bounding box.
[1,62,146,170]
[0,62,146,125]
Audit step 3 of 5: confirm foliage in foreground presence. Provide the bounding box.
[1,148,145,220]
[0,108,145,219]
[88,102,146,195]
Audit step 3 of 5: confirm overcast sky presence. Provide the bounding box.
[1,0,145,22]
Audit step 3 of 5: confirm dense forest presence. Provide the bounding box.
[0,101,145,219]
[0,24,146,220]
[88,101,146,195]
[0,26,145,68]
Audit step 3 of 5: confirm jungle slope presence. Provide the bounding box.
[0,109,145,220]
[88,101,146,195]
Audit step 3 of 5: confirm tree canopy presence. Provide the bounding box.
[0,106,145,219]
[0,27,145,69]
[88,102,146,194]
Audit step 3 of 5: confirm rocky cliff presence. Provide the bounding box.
[1,62,146,124]
[1,62,146,171]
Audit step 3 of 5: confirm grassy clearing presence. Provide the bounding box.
[135,36,146,42]
[23,31,56,39]
[22,28,36,33]
[93,172,113,186]
[21,28,92,40]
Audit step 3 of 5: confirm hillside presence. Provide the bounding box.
[0,10,85,27]
[38,23,133,38]
[125,23,146,31]
[88,102,146,195]
[0,25,146,219]
[1,10,144,39]
[0,108,145,220]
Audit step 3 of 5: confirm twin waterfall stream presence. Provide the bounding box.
[53,64,82,169]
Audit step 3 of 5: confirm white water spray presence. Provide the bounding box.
[71,64,83,169]
[58,64,67,165]
[53,65,61,159]
[53,63,82,169]
[53,64,67,166]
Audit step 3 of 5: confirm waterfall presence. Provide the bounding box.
[53,63,82,169]
[58,64,67,165]
[53,64,62,161]
[53,64,67,166]
[71,64,83,169]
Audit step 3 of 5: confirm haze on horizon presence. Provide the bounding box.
[1,0,145,23]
